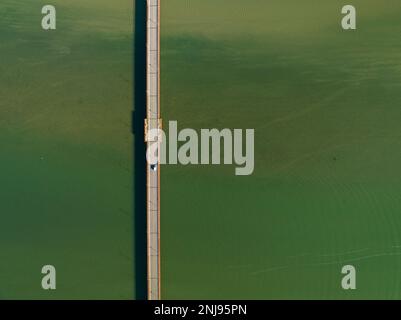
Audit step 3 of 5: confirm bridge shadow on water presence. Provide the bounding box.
[133,0,147,300]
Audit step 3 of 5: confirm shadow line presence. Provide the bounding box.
[133,0,147,300]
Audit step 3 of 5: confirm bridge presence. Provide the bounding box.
[145,0,161,300]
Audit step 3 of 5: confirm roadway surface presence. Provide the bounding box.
[146,0,161,300]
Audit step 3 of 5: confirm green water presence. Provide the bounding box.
[161,0,401,299]
[0,0,135,299]
[2,0,401,300]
